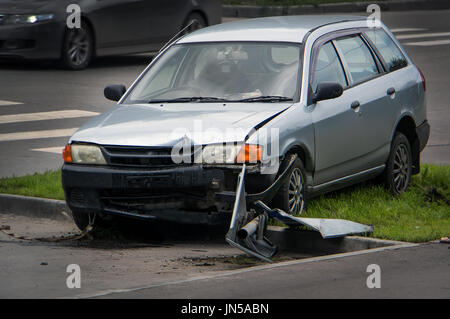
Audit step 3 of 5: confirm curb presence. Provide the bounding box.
[223,0,450,18]
[0,193,71,221]
[266,226,407,253]
[0,193,412,253]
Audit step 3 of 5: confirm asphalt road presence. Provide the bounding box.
[0,10,449,178]
[0,213,448,299]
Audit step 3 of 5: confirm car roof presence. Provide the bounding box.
[178,15,366,44]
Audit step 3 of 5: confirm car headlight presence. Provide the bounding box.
[196,143,262,164]
[63,144,107,165]
[4,14,54,25]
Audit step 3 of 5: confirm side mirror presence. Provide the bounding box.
[104,84,126,102]
[313,82,343,103]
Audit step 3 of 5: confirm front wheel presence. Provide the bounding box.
[71,210,97,231]
[271,156,307,215]
[384,132,412,195]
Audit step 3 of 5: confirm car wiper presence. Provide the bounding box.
[235,96,293,103]
[148,97,229,103]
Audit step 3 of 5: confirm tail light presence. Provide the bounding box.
[418,67,426,91]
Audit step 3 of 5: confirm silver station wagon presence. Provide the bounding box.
[62,16,430,230]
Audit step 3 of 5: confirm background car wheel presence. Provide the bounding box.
[71,210,97,231]
[182,12,207,34]
[60,21,94,70]
[271,155,307,215]
[385,132,412,195]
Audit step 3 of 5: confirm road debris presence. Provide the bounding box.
[226,156,374,262]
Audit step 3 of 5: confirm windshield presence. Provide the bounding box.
[125,42,302,104]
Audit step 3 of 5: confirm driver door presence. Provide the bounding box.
[310,40,368,185]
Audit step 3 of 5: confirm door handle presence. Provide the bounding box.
[351,101,360,109]
[387,87,396,95]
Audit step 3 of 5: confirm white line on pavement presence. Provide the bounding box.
[405,39,450,46]
[0,100,23,106]
[396,31,450,40]
[0,110,99,124]
[31,146,64,154]
[391,28,427,33]
[0,128,78,142]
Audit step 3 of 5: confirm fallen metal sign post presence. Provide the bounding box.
[225,156,374,262]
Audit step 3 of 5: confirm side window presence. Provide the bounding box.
[311,41,347,92]
[364,29,407,72]
[334,35,380,84]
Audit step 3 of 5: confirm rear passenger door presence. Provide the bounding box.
[333,33,398,169]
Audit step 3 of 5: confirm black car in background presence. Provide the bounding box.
[0,0,222,69]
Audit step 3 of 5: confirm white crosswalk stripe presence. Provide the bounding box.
[391,28,427,33]
[0,110,99,124]
[0,128,78,142]
[0,100,23,106]
[396,31,450,40]
[405,39,450,46]
[31,146,65,154]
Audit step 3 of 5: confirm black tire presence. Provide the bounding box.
[271,155,307,215]
[71,210,97,231]
[182,12,207,34]
[60,21,94,70]
[384,132,412,195]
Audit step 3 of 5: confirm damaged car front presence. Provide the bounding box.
[62,40,302,230]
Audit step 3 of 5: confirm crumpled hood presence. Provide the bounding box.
[70,103,291,146]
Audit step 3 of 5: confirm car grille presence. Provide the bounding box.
[100,145,195,168]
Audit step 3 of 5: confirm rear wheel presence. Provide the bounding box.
[60,21,94,70]
[271,156,307,215]
[384,132,412,195]
[182,12,207,34]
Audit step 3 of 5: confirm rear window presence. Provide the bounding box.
[334,35,380,84]
[365,29,407,72]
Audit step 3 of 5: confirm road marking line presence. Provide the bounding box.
[391,28,427,33]
[405,39,450,46]
[31,146,64,154]
[396,31,450,40]
[0,128,78,142]
[73,242,419,299]
[0,100,23,106]
[0,110,98,124]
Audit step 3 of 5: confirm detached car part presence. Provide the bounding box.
[226,155,374,262]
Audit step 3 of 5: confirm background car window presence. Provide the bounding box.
[365,29,408,72]
[311,41,347,92]
[334,35,380,84]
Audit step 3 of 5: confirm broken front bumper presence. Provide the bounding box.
[62,164,234,225]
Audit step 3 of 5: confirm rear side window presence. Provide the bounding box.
[364,29,407,72]
[311,41,347,92]
[334,35,380,84]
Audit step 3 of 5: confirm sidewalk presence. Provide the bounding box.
[223,0,450,18]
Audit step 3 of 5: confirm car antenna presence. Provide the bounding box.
[159,20,197,53]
